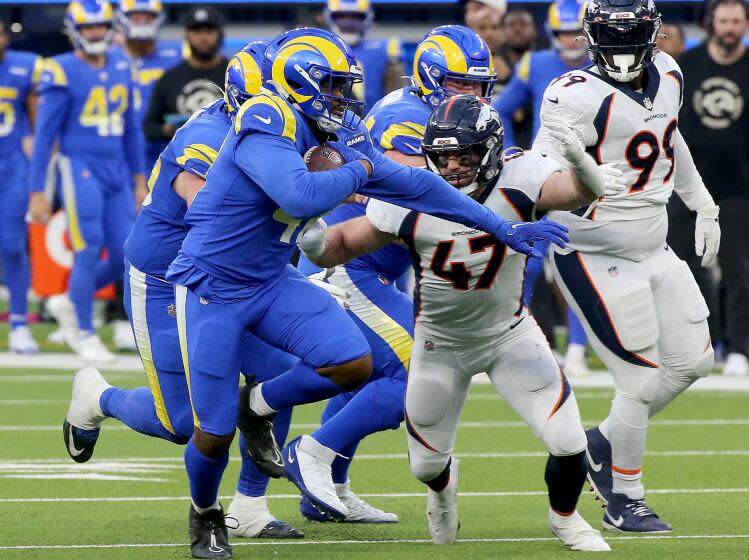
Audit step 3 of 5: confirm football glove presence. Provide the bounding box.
[307,268,350,309]
[695,202,720,267]
[495,219,569,259]
[298,218,327,261]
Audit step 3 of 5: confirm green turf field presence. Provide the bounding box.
[0,365,747,560]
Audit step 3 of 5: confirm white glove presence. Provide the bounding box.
[599,163,627,197]
[695,203,720,267]
[544,114,586,167]
[307,268,350,309]
[297,218,327,261]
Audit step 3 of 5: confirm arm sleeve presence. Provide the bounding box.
[358,148,505,235]
[236,133,370,218]
[123,81,146,176]
[28,86,69,192]
[673,127,714,211]
[493,76,531,149]
[143,75,167,141]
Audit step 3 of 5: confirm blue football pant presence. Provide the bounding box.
[58,155,134,332]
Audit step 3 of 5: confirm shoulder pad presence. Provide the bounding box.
[40,57,68,88]
[368,98,428,153]
[544,71,592,108]
[173,115,228,178]
[234,92,297,143]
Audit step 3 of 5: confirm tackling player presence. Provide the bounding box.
[534,0,720,533]
[165,27,568,559]
[0,20,42,353]
[290,24,499,524]
[27,0,146,364]
[62,43,307,545]
[298,95,626,550]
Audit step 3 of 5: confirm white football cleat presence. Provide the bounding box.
[9,326,39,354]
[723,353,748,376]
[336,481,399,523]
[563,343,590,378]
[112,320,137,352]
[226,493,303,539]
[46,294,80,351]
[77,333,116,364]
[427,458,460,545]
[549,509,611,552]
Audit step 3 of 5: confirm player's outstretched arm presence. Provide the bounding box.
[236,134,371,219]
[359,149,569,257]
[298,216,397,268]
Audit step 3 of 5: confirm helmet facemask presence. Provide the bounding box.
[116,9,164,41]
[67,21,115,55]
[291,66,364,132]
[425,136,502,196]
[584,15,661,82]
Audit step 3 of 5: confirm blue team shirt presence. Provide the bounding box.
[29,49,145,191]
[113,43,181,166]
[166,86,504,299]
[0,50,42,160]
[353,37,403,114]
[124,99,229,278]
[493,49,587,148]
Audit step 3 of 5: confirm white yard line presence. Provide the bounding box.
[1,487,747,504]
[1,534,748,550]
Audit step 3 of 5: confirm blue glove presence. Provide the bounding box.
[327,141,373,175]
[495,219,570,259]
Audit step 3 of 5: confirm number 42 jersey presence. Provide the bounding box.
[366,150,560,342]
[534,52,712,260]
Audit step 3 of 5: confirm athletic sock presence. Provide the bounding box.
[545,451,587,514]
[425,458,452,492]
[185,438,230,509]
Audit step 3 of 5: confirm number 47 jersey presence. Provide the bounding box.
[366,150,560,341]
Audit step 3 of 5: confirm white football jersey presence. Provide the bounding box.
[367,151,560,341]
[534,53,695,259]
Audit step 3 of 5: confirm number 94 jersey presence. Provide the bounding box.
[535,52,684,224]
[366,150,560,342]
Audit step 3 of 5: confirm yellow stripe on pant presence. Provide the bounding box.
[128,265,175,434]
[175,284,200,428]
[58,155,87,252]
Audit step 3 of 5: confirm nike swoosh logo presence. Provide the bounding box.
[67,432,84,457]
[254,114,272,125]
[287,448,295,464]
[401,141,421,154]
[547,97,559,104]
[510,316,525,330]
[586,448,603,472]
[607,513,625,527]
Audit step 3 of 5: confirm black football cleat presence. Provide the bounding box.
[237,375,284,478]
[257,520,305,539]
[189,505,232,559]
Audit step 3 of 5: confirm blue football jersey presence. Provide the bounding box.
[493,49,588,147]
[124,99,230,278]
[352,37,403,115]
[365,86,432,157]
[29,49,144,191]
[0,50,42,159]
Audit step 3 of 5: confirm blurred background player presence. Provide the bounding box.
[463,0,511,95]
[107,0,180,351]
[27,0,146,364]
[143,5,227,145]
[677,0,749,376]
[0,19,42,354]
[62,43,305,541]
[324,0,404,114]
[494,0,591,376]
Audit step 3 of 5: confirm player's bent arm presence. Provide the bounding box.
[236,133,370,219]
[672,128,714,211]
[172,170,205,207]
[308,216,398,268]
[383,149,425,167]
[537,171,597,212]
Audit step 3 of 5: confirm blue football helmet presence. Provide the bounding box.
[324,0,373,46]
[115,0,165,41]
[64,0,115,55]
[263,27,363,132]
[546,0,587,60]
[412,25,496,109]
[583,0,661,82]
[224,41,268,114]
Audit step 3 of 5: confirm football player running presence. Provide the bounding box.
[533,0,720,533]
[62,44,308,549]
[165,27,569,559]
[289,24,497,525]
[298,95,627,550]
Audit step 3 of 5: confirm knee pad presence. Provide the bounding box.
[615,366,660,403]
[408,449,450,483]
[541,399,587,456]
[405,375,451,427]
[694,345,715,378]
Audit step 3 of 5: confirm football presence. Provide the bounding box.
[304,144,344,171]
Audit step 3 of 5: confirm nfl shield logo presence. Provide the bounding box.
[424,339,434,351]
[644,97,653,110]
[608,266,618,277]
[167,304,176,317]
